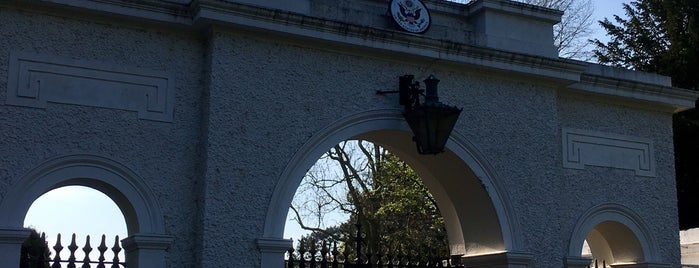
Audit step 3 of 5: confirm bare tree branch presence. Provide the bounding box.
[289,205,341,238]
[288,140,448,256]
[516,0,595,60]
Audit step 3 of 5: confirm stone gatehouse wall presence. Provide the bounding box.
[1,0,696,267]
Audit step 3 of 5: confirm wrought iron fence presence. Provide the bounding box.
[22,232,125,268]
[285,224,464,268]
[286,244,463,268]
[586,259,609,268]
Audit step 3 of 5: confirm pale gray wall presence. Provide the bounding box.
[557,93,679,264]
[0,7,206,267]
[0,0,692,267]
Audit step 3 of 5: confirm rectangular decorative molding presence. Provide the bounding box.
[6,52,174,122]
[562,128,655,177]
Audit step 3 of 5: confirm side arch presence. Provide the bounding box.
[567,203,662,265]
[0,154,164,234]
[0,154,172,268]
[259,109,523,266]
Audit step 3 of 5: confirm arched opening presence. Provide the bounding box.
[23,185,128,266]
[566,204,662,268]
[0,155,172,268]
[583,221,645,265]
[260,109,523,267]
[284,139,456,264]
[362,130,505,256]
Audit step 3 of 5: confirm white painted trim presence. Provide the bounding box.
[562,128,656,177]
[567,203,662,264]
[564,255,593,268]
[6,52,175,122]
[0,154,166,234]
[567,74,698,113]
[461,251,533,267]
[122,234,175,250]
[122,234,175,268]
[8,0,698,111]
[263,109,405,239]
[447,131,523,253]
[16,0,194,25]
[257,238,293,268]
[0,154,172,268]
[194,1,585,81]
[612,263,672,268]
[0,228,30,268]
[261,108,522,266]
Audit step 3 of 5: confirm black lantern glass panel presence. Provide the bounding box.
[404,103,462,154]
[376,74,462,155]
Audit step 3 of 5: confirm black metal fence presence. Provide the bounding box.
[286,246,462,268]
[22,233,125,268]
[285,224,463,268]
[586,259,609,268]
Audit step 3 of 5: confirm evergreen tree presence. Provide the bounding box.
[675,105,699,230]
[593,0,699,90]
[20,229,50,268]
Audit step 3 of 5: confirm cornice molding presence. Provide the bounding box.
[7,0,698,111]
[6,0,585,83]
[568,73,699,112]
[468,0,563,23]
[193,0,587,82]
[18,0,194,24]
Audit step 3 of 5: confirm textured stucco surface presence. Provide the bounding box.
[0,1,689,267]
[557,94,680,266]
[202,28,426,266]
[203,26,566,266]
[0,7,205,267]
[309,0,473,43]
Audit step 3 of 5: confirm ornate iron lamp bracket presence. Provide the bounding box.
[377,74,462,155]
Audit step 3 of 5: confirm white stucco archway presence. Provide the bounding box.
[258,109,526,267]
[0,154,173,268]
[565,203,663,267]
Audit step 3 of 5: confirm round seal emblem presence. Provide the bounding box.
[389,0,431,34]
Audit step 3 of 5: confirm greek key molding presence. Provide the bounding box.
[6,52,174,122]
[562,128,655,177]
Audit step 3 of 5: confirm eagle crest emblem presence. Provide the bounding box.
[389,0,431,34]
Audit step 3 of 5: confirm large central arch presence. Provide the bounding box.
[259,109,523,267]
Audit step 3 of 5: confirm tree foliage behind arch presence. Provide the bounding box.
[289,140,448,257]
[21,228,50,268]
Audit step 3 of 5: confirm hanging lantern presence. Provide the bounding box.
[378,74,462,155]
